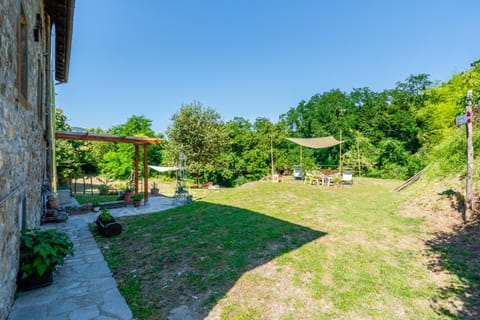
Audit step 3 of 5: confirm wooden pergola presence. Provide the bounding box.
[55,131,162,204]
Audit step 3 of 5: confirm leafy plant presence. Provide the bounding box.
[98,184,110,195]
[20,228,74,276]
[131,193,143,201]
[332,176,341,185]
[98,208,114,223]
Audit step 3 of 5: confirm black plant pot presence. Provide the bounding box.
[96,218,123,237]
[20,271,53,291]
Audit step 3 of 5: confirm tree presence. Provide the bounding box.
[55,109,83,185]
[99,115,162,179]
[418,66,480,147]
[165,102,225,184]
[55,108,71,131]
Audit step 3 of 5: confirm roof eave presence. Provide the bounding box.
[61,0,75,83]
[45,0,75,83]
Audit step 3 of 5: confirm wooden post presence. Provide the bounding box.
[339,129,343,174]
[300,145,303,167]
[357,135,361,183]
[135,145,139,194]
[143,144,149,204]
[465,90,474,221]
[270,136,275,182]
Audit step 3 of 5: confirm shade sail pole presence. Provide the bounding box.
[300,146,303,167]
[339,129,343,173]
[270,136,275,179]
[357,135,361,183]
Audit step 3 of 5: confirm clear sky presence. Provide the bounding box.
[56,0,480,135]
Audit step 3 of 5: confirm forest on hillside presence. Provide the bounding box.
[56,61,480,187]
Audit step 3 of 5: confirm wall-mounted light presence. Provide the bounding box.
[33,14,41,42]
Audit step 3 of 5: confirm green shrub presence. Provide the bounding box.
[98,185,110,195]
[131,193,143,201]
[20,229,74,276]
[233,175,248,187]
[98,208,114,223]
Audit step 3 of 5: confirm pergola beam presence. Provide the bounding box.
[55,131,162,145]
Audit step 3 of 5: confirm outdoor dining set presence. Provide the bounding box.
[303,169,353,186]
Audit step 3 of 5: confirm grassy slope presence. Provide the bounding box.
[93,178,450,319]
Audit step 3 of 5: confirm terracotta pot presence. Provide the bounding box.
[123,191,133,201]
[45,210,56,217]
[47,199,59,209]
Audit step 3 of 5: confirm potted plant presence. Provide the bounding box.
[131,193,143,207]
[92,200,101,212]
[332,176,341,188]
[96,208,122,237]
[19,228,74,290]
[46,192,59,209]
[123,187,134,201]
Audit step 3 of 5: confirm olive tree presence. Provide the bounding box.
[165,102,225,184]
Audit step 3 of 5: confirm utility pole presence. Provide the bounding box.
[465,90,474,221]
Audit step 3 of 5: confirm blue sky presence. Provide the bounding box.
[56,0,480,134]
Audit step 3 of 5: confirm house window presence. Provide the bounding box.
[18,8,29,107]
[18,196,27,230]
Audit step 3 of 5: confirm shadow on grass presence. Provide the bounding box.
[439,189,465,217]
[426,215,480,319]
[92,201,326,319]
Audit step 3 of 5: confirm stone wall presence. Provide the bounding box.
[0,0,52,318]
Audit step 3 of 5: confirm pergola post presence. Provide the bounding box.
[134,145,139,194]
[143,144,149,204]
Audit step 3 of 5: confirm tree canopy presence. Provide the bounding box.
[164,102,225,183]
[55,59,480,186]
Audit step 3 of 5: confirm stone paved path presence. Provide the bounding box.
[9,196,183,320]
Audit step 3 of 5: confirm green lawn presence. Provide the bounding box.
[91,178,458,319]
[75,194,119,205]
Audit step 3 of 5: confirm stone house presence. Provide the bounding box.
[0,0,75,318]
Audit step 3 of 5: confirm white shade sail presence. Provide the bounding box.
[148,165,178,173]
[286,136,342,149]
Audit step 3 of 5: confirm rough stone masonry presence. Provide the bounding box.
[0,0,55,318]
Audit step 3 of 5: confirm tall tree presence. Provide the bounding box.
[165,102,225,184]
